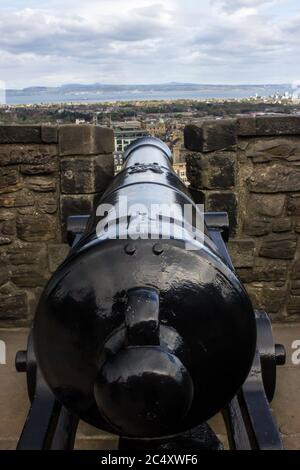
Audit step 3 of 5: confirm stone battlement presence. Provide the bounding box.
[184,115,300,322]
[0,125,114,326]
[1,117,300,326]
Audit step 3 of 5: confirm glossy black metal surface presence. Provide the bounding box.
[33,137,257,438]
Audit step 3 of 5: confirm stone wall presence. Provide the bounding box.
[184,116,300,322]
[0,125,114,327]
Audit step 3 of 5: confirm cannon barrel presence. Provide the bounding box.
[34,137,256,438]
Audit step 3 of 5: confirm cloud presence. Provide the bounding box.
[212,0,279,13]
[0,0,299,87]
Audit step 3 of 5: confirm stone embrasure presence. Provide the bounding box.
[0,120,300,323]
[185,116,300,321]
[0,124,115,326]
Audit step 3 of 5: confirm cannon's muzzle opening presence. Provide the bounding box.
[94,346,194,437]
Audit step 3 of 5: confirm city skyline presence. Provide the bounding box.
[1,1,300,88]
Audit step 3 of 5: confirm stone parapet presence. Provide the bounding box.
[184,116,300,321]
[0,125,114,326]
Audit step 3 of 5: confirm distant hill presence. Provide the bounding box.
[4,83,294,105]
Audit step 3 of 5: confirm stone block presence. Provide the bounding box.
[206,192,237,235]
[10,265,49,288]
[256,116,300,136]
[186,152,235,190]
[25,176,56,192]
[245,283,287,314]
[4,242,47,266]
[259,233,297,259]
[41,125,58,144]
[16,213,57,242]
[237,117,256,136]
[0,221,14,238]
[61,155,113,194]
[248,137,300,163]
[0,145,57,166]
[184,120,237,153]
[20,162,57,175]
[1,219,16,237]
[247,194,286,218]
[243,217,272,237]
[272,218,292,233]
[237,138,250,152]
[48,244,70,272]
[0,126,41,144]
[0,168,22,194]
[287,296,300,316]
[0,191,34,208]
[37,195,58,214]
[287,194,300,216]
[17,207,38,216]
[237,259,289,283]
[0,210,14,221]
[248,164,300,193]
[59,125,114,156]
[227,240,255,268]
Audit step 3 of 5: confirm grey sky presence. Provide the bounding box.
[0,0,300,88]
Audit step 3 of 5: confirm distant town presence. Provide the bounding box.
[1,95,300,185]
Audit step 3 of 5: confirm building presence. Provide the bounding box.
[173,162,189,186]
[146,118,166,139]
[113,121,150,152]
[114,151,124,174]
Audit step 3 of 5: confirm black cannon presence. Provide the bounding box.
[16,137,285,450]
